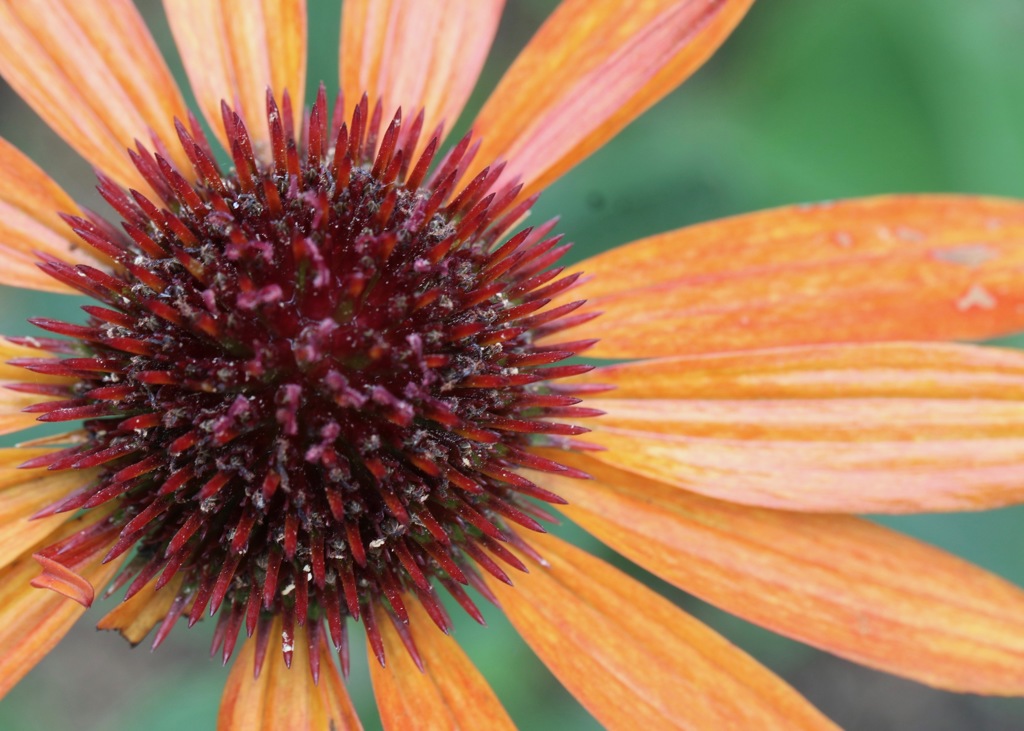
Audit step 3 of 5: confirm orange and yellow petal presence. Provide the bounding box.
[96,574,184,646]
[571,341,1024,400]
[369,600,515,730]
[218,618,362,731]
[471,0,753,195]
[164,0,307,157]
[565,195,1024,358]
[545,460,1024,694]
[486,531,837,730]
[568,342,1024,513]
[0,511,124,699]
[0,0,189,189]
[0,448,90,570]
[0,137,94,293]
[340,0,503,156]
[0,386,51,436]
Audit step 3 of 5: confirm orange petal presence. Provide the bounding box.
[546,461,1024,694]
[0,512,124,699]
[165,0,307,157]
[369,600,514,730]
[96,573,184,646]
[0,385,50,437]
[584,418,1024,514]
[569,342,1024,513]
[566,195,1024,358]
[340,0,503,154]
[0,137,94,292]
[470,0,753,195]
[485,531,837,730]
[0,0,190,188]
[0,462,88,570]
[218,618,362,731]
[572,341,1024,400]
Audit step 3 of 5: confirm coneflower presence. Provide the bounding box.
[1,1,1023,729]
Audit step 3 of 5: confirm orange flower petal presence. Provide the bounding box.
[546,461,1024,694]
[570,343,1024,513]
[470,0,753,195]
[164,0,307,157]
[0,385,50,437]
[485,531,837,730]
[369,600,514,730]
[0,0,189,188]
[218,618,362,731]
[0,463,87,571]
[340,0,503,155]
[0,137,94,293]
[565,195,1024,358]
[572,341,1024,400]
[96,574,184,646]
[0,512,124,699]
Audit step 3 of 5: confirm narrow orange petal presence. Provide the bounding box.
[471,0,753,195]
[218,618,362,731]
[0,512,124,699]
[485,531,837,730]
[572,341,1024,400]
[0,137,92,292]
[0,0,190,188]
[0,339,74,383]
[545,461,1024,694]
[0,467,87,570]
[585,424,1024,514]
[340,0,503,155]
[164,0,307,157]
[566,195,1024,358]
[369,600,514,730]
[0,385,51,437]
[96,574,184,646]
[568,342,1024,513]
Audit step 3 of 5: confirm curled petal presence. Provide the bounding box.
[472,0,753,195]
[0,512,124,699]
[565,195,1024,358]
[485,531,837,730]
[0,0,190,188]
[545,459,1024,694]
[369,600,514,730]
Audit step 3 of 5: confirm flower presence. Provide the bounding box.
[0,0,1023,729]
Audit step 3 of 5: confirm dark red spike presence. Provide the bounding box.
[461,538,512,586]
[188,573,217,627]
[307,83,328,166]
[306,620,322,684]
[166,511,203,557]
[266,89,288,177]
[440,577,486,626]
[385,609,423,671]
[262,548,283,609]
[151,592,191,651]
[363,600,386,667]
[371,109,401,180]
[405,134,438,191]
[209,552,242,616]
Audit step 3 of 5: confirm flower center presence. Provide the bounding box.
[12,88,599,667]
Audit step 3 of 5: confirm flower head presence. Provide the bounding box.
[1,1,1023,729]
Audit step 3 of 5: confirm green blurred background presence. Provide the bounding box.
[3,0,1024,729]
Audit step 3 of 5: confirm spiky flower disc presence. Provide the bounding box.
[11,88,599,671]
